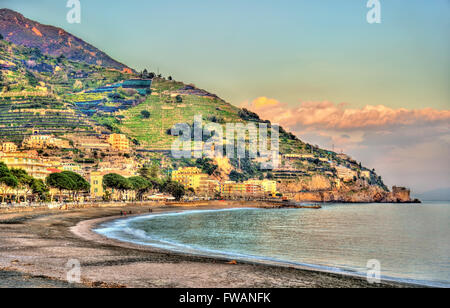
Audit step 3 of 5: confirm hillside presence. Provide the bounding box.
[0,9,131,72]
[0,11,402,202]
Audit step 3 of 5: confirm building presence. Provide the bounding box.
[89,170,136,201]
[90,171,105,199]
[283,154,315,160]
[245,179,278,195]
[335,166,357,182]
[107,134,130,152]
[171,167,208,191]
[392,186,411,202]
[197,179,220,197]
[61,163,83,174]
[22,134,70,149]
[1,142,18,153]
[220,181,267,199]
[0,150,52,180]
[75,137,111,152]
[361,170,371,179]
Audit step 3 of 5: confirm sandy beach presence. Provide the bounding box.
[0,202,416,288]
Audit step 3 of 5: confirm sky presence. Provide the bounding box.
[1,0,449,195]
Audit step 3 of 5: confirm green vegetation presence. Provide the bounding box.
[161,180,185,201]
[140,110,151,119]
[128,176,152,201]
[0,38,388,191]
[103,173,132,192]
[45,171,89,201]
[0,162,19,190]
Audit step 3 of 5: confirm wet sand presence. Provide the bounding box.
[0,202,416,288]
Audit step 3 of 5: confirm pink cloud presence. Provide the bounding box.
[241,97,450,130]
[240,97,450,193]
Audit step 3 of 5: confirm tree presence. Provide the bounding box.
[103,173,132,200]
[10,169,33,202]
[31,179,49,202]
[175,95,183,103]
[138,167,152,179]
[229,170,246,183]
[129,176,152,201]
[139,164,159,180]
[141,110,151,119]
[46,172,75,202]
[163,181,185,201]
[0,163,19,202]
[57,54,66,63]
[61,171,90,201]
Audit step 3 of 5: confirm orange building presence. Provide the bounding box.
[1,142,18,153]
[107,134,130,152]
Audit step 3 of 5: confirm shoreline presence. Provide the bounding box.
[0,202,422,288]
[81,207,437,288]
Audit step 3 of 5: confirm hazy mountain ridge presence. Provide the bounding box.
[0,9,132,72]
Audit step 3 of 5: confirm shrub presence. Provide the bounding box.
[141,110,151,119]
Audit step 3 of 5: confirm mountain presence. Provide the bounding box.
[0,9,132,72]
[415,188,450,201]
[0,10,413,203]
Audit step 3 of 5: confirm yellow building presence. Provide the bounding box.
[245,179,278,195]
[89,170,136,201]
[62,163,82,173]
[197,179,220,197]
[220,181,265,199]
[171,167,208,191]
[0,151,51,180]
[2,142,18,153]
[335,166,357,182]
[22,134,70,149]
[90,171,105,199]
[361,170,371,179]
[107,134,130,152]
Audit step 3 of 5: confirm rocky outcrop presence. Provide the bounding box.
[288,184,419,204]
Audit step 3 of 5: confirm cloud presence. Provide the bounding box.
[241,97,450,130]
[240,97,450,193]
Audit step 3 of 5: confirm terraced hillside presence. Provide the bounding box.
[111,79,242,149]
[0,95,94,142]
[0,23,388,192]
[0,38,134,141]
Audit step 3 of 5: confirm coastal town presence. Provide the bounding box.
[0,10,416,208]
[0,129,414,207]
[1,5,445,291]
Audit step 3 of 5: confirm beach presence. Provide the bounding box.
[0,202,416,288]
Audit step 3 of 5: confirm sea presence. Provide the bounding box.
[94,202,450,287]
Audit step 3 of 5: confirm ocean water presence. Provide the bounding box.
[95,202,450,287]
